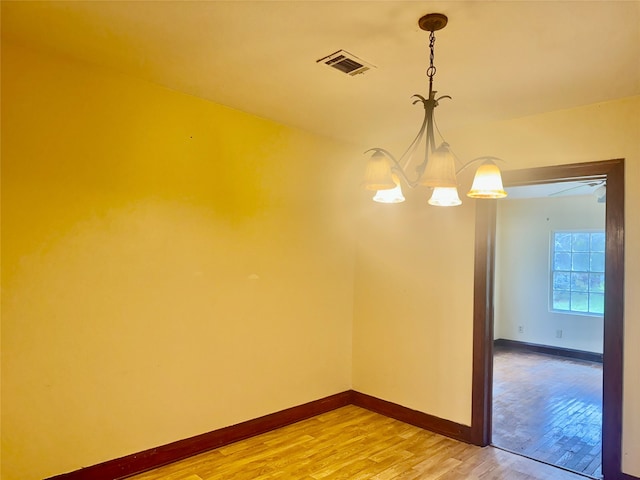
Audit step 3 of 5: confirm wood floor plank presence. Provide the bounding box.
[127,405,589,480]
[492,346,602,478]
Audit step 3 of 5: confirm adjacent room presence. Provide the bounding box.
[492,184,606,477]
[2,2,639,480]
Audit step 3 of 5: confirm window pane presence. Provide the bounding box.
[571,292,589,312]
[553,291,571,310]
[554,252,571,270]
[553,272,570,290]
[589,293,604,314]
[590,252,605,272]
[572,233,590,252]
[551,230,605,316]
[589,273,605,293]
[591,232,605,252]
[572,253,589,271]
[555,233,572,252]
[571,272,589,292]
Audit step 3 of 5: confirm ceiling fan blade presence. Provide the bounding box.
[548,184,591,196]
[548,180,605,197]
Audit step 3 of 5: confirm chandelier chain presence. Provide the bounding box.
[363,13,507,205]
[426,31,437,80]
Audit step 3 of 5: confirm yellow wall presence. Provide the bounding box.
[352,96,640,476]
[3,36,640,480]
[352,194,476,422]
[1,43,356,480]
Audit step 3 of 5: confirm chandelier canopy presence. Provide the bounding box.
[362,13,507,206]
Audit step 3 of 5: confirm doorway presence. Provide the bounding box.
[470,159,625,479]
[490,182,605,477]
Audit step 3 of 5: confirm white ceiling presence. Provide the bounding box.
[2,1,639,148]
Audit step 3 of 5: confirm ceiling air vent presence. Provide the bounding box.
[317,50,375,76]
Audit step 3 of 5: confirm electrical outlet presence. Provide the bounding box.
[518,326,524,334]
[556,329,563,339]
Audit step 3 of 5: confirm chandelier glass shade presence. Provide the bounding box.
[363,150,395,190]
[373,184,406,204]
[429,187,462,207]
[467,160,508,198]
[420,143,457,188]
[362,13,507,206]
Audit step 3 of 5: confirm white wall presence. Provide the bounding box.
[495,195,605,353]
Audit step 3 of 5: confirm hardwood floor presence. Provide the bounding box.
[128,405,588,480]
[492,345,603,478]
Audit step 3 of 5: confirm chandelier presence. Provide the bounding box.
[363,13,507,206]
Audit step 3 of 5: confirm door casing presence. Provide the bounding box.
[470,159,626,479]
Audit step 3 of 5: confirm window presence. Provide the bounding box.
[551,231,605,315]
